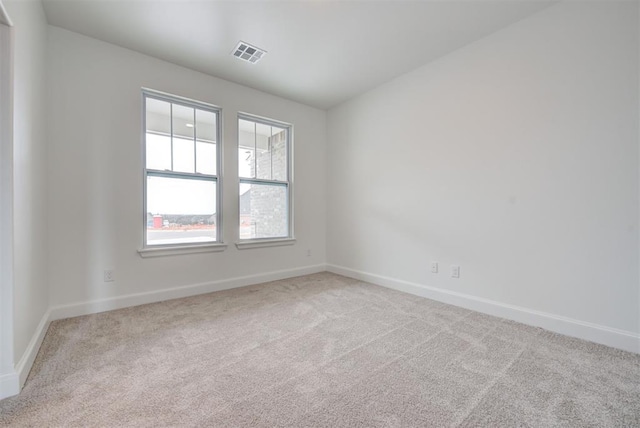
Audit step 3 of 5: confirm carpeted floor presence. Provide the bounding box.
[1,272,638,427]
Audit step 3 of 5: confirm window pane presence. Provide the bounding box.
[239,182,288,239]
[172,104,195,140]
[238,148,253,179]
[146,97,171,135]
[196,110,217,142]
[271,127,288,181]
[146,133,171,170]
[255,123,271,180]
[173,137,195,173]
[173,104,195,173]
[196,142,216,175]
[239,119,255,178]
[146,175,216,246]
[196,110,217,175]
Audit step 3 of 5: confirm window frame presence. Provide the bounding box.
[236,112,295,249]
[139,88,226,257]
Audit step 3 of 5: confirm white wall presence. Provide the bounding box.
[4,0,49,367]
[47,27,326,309]
[327,2,639,337]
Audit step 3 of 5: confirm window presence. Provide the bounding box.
[142,90,222,251]
[238,114,292,243]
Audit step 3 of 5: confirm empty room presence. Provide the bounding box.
[0,0,639,426]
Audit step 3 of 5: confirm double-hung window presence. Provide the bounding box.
[142,90,222,250]
[238,114,292,243]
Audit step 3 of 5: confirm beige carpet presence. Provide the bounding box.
[1,272,638,427]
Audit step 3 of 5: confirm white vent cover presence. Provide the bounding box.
[232,41,266,64]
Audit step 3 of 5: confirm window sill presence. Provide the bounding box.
[138,243,228,258]
[235,238,296,250]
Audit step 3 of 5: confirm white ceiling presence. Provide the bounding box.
[42,0,555,110]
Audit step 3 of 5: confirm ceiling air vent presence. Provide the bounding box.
[232,41,266,64]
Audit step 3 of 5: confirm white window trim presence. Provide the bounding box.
[236,113,294,248]
[139,88,224,256]
[138,243,228,258]
[235,238,296,250]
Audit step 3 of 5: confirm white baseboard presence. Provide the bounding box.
[326,264,640,354]
[16,309,51,388]
[50,264,326,321]
[0,370,19,401]
[1,307,51,400]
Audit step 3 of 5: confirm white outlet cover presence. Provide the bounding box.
[430,262,438,273]
[451,265,460,278]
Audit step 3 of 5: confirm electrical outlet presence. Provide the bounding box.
[306,249,312,257]
[430,261,438,273]
[450,265,460,279]
[103,269,115,282]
